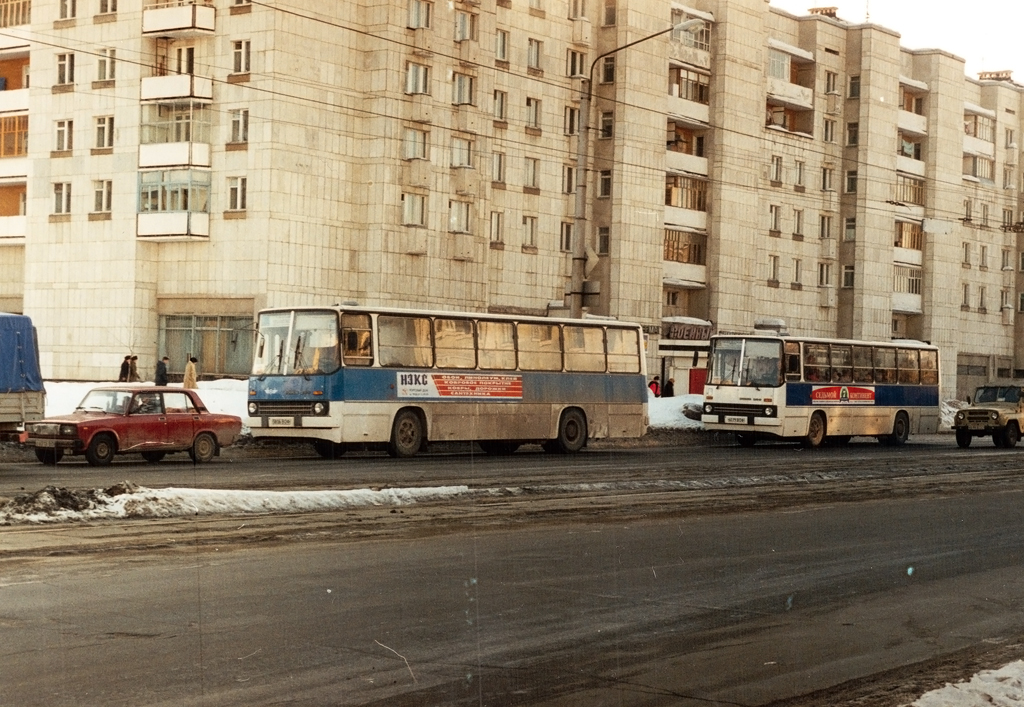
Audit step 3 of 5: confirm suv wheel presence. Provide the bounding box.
[955,428,972,448]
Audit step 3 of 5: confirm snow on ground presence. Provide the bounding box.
[904,660,1024,706]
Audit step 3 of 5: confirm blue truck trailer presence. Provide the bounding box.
[0,313,44,440]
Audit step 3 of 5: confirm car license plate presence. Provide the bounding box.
[724,415,747,424]
[268,417,295,428]
[34,438,55,447]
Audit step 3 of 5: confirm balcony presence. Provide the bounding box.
[896,155,925,177]
[663,227,706,289]
[766,77,813,111]
[665,150,707,176]
[898,110,927,136]
[139,142,210,168]
[142,0,215,37]
[141,73,213,101]
[0,87,27,114]
[0,214,25,241]
[137,211,209,238]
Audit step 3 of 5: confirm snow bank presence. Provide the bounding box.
[906,659,1024,706]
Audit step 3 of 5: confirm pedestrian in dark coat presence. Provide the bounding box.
[662,378,675,398]
[155,356,169,386]
[118,355,130,382]
[128,355,141,382]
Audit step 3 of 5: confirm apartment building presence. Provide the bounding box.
[0,0,1019,400]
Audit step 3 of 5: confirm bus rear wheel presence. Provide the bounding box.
[887,412,910,446]
[478,441,520,456]
[544,408,587,454]
[388,410,424,458]
[803,413,826,448]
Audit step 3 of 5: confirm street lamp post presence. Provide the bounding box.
[569,19,705,319]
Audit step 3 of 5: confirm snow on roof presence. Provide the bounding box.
[768,37,814,62]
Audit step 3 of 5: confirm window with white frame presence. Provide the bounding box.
[768,50,789,80]
[55,119,73,151]
[671,14,710,51]
[53,182,71,214]
[527,39,542,70]
[495,30,509,61]
[769,204,780,231]
[562,165,575,193]
[770,155,782,182]
[566,50,585,77]
[792,258,802,285]
[403,127,428,160]
[821,166,833,190]
[795,160,805,186]
[844,216,856,241]
[452,73,474,104]
[138,170,210,213]
[490,211,503,242]
[524,157,540,188]
[232,40,251,74]
[493,90,507,120]
[93,179,112,213]
[560,222,573,251]
[56,53,75,85]
[408,0,431,28]
[845,170,858,193]
[97,48,115,81]
[450,137,472,167]
[819,214,832,239]
[964,113,995,142]
[818,262,832,287]
[526,97,541,128]
[599,111,613,138]
[227,176,247,210]
[768,254,779,281]
[842,265,855,288]
[491,152,505,182]
[406,63,430,94]
[598,169,611,197]
[523,215,537,245]
[793,208,803,235]
[569,0,585,19]
[59,0,76,20]
[230,108,249,143]
[402,192,426,226]
[449,200,471,233]
[601,56,615,83]
[95,115,114,148]
[564,106,578,135]
[825,71,838,93]
[175,46,194,75]
[454,11,476,41]
[99,0,116,13]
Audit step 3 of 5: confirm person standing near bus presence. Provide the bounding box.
[183,357,198,389]
[662,378,675,398]
[649,375,661,397]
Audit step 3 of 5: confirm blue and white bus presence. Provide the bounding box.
[702,334,940,446]
[246,306,649,457]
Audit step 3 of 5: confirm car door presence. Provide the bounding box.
[162,391,197,451]
[124,392,167,450]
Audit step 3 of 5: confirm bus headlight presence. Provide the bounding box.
[313,402,326,415]
[248,402,258,415]
[704,404,712,414]
[764,407,773,417]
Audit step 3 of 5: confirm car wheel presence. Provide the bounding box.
[34,448,63,465]
[955,428,972,448]
[1003,423,1021,449]
[313,440,346,459]
[141,451,166,463]
[545,408,587,454]
[387,410,424,458]
[189,433,217,463]
[803,412,826,448]
[85,434,116,466]
[478,441,521,455]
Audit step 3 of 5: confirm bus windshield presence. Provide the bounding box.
[252,310,340,376]
[709,338,783,388]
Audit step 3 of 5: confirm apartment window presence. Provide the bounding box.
[768,50,789,81]
[232,40,251,74]
[1004,209,1015,228]
[490,211,504,242]
[665,175,707,211]
[99,0,116,13]
[981,203,989,227]
[1004,168,1015,190]
[138,170,210,213]
[980,244,989,268]
[452,73,474,105]
[846,122,858,146]
[769,204,780,231]
[1019,292,1024,313]
[792,258,802,285]
[59,0,76,19]
[230,109,249,143]
[768,254,779,282]
[963,242,972,265]
[601,56,615,83]
[527,39,542,70]
[56,53,75,85]
[848,75,860,98]
[825,71,838,93]
[568,0,585,19]
[492,152,505,182]
[449,201,471,233]
[598,226,610,254]
[227,176,247,211]
[818,262,832,287]
[97,48,115,81]
[53,182,71,214]
[402,192,426,226]
[842,265,855,288]
[599,111,614,138]
[564,106,579,135]
[819,214,832,239]
[963,155,994,181]
[493,90,507,120]
[844,217,856,241]
[893,265,922,295]
[895,174,925,205]
[55,119,73,152]
[668,67,709,104]
[95,115,114,148]
[823,119,835,143]
[495,30,508,61]
[671,13,710,51]
[978,286,987,311]
[560,222,573,251]
[895,221,923,250]
[406,63,430,94]
[821,166,833,191]
[454,11,476,41]
[793,208,803,235]
[795,160,805,187]
[964,199,972,222]
[770,155,782,183]
[528,0,541,9]
[1007,128,1016,148]
[562,165,575,193]
[598,169,611,197]
[845,170,858,193]
[523,215,537,245]
[526,97,541,128]
[1002,289,1011,310]
[451,137,472,167]
[93,179,112,213]
[175,47,194,75]
[964,114,995,142]
[524,157,540,188]
[567,50,585,77]
[403,127,428,160]
[1003,248,1012,270]
[408,0,432,28]
[602,0,615,25]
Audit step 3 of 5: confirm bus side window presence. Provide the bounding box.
[874,347,896,383]
[852,346,874,383]
[564,325,605,372]
[607,328,641,373]
[784,342,801,381]
[378,316,433,368]
[434,318,476,369]
[919,349,938,385]
[518,323,562,371]
[830,345,853,383]
[897,348,920,384]
[803,344,829,382]
[341,314,373,366]
[477,321,516,370]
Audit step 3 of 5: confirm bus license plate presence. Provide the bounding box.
[268,417,295,428]
[724,415,748,424]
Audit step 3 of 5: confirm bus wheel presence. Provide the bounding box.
[546,408,587,454]
[735,433,757,447]
[313,440,346,459]
[478,441,520,456]
[388,410,424,458]
[1003,423,1021,448]
[803,413,826,448]
[955,429,973,448]
[888,412,910,446]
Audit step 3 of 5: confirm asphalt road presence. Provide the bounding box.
[3,435,1024,706]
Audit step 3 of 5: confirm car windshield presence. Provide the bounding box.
[76,389,133,414]
[974,386,1021,404]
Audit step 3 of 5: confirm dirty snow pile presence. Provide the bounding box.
[904,660,1024,706]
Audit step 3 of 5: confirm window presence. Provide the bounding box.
[232,40,251,74]
[664,229,706,264]
[599,111,613,138]
[964,199,972,222]
[818,262,832,286]
[449,200,471,233]
[979,286,987,311]
[847,122,858,146]
[671,13,710,51]
[175,46,194,75]
[769,204,780,231]
[526,97,541,128]
[963,242,972,265]
[560,222,572,251]
[768,50,789,81]
[495,30,508,61]
[963,155,994,181]
[665,175,706,210]
[668,67,709,104]
[452,73,474,105]
[893,265,922,295]
[823,119,835,143]
[493,90,507,120]
[59,0,76,19]
[490,211,503,242]
[1004,168,1015,190]
[981,203,989,227]
[895,174,925,205]
[793,208,803,235]
[97,48,115,81]
[161,314,253,377]
[53,182,71,214]
[768,254,779,282]
[964,114,995,142]
[93,179,112,213]
[451,137,472,167]
[792,258,802,285]
[0,116,27,157]
[598,226,610,254]
[227,176,246,210]
[770,155,782,182]
[527,39,542,70]
[601,56,615,83]
[567,50,585,77]
[402,192,426,225]
[602,0,615,25]
[454,11,476,41]
[406,63,430,94]
[844,217,856,241]
[795,160,805,186]
[1003,248,1012,270]
[1004,209,1015,228]
[848,75,860,98]
[55,119,73,151]
[899,135,923,160]
[138,170,210,213]
[523,215,537,245]
[491,151,505,182]
[230,108,249,143]
[1002,289,1011,310]
[1020,292,1024,313]
[1007,128,1016,148]
[99,0,116,13]
[564,106,579,135]
[598,169,611,197]
[845,170,858,193]
[819,214,832,239]
[980,244,989,268]
[825,71,838,93]
[408,0,432,28]
[562,165,575,193]
[842,265,855,288]
[568,0,585,19]
[895,221,923,250]
[56,53,75,85]
[95,115,114,148]
[821,167,834,191]
[524,157,540,188]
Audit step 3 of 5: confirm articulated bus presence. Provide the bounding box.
[246,306,648,457]
[702,334,940,446]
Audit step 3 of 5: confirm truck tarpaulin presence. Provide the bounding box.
[0,313,44,394]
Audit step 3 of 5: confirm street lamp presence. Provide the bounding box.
[568,18,706,319]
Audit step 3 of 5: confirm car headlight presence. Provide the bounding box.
[59,424,76,436]
[312,402,326,415]
[248,402,258,415]
[704,404,712,414]
[955,411,965,421]
[991,412,999,420]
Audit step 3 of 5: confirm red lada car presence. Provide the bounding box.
[26,387,242,466]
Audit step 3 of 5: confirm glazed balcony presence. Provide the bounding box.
[140,73,213,101]
[142,0,215,38]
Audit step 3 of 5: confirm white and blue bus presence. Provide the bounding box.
[246,306,649,457]
[702,334,940,446]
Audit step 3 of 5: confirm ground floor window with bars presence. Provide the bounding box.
[158,315,254,378]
